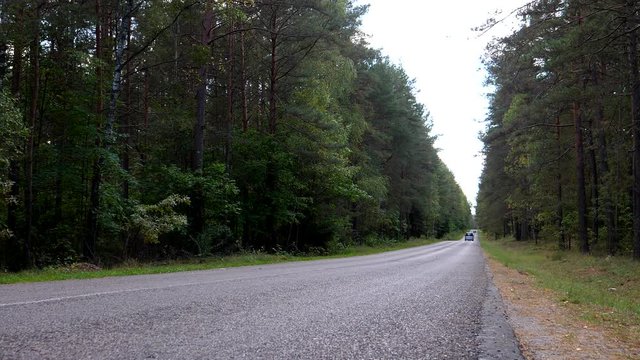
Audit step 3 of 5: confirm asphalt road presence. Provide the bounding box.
[0,238,522,359]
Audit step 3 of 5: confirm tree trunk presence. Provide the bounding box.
[628,0,640,260]
[105,1,131,146]
[121,19,134,258]
[54,130,65,225]
[573,101,590,254]
[122,18,133,201]
[598,123,617,255]
[240,28,248,132]
[225,20,235,170]
[7,35,23,270]
[25,2,43,267]
[586,119,599,244]
[568,1,589,254]
[0,44,7,88]
[193,65,206,172]
[141,69,150,164]
[556,116,566,250]
[86,0,104,261]
[268,6,278,134]
[191,3,214,237]
[594,63,618,255]
[0,0,9,86]
[193,5,213,173]
[87,0,133,261]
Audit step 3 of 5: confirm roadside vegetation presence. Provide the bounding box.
[482,236,640,342]
[0,234,464,285]
[0,1,472,272]
[477,1,640,351]
[477,1,640,258]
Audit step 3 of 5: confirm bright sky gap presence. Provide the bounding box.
[357,0,529,210]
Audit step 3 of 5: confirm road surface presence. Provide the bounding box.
[0,238,522,359]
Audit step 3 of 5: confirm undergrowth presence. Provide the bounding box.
[0,236,446,284]
[481,235,640,342]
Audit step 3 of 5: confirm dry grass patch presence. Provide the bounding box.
[483,237,640,359]
[487,256,640,359]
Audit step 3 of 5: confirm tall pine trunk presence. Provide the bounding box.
[628,0,640,260]
[556,116,567,250]
[240,29,248,132]
[0,40,6,86]
[264,4,281,250]
[87,0,133,261]
[191,3,214,236]
[193,4,213,173]
[122,18,133,201]
[24,2,43,267]
[573,100,590,253]
[268,5,278,134]
[593,63,618,254]
[225,20,235,169]
[571,3,590,254]
[586,117,599,243]
[7,20,23,270]
[86,0,104,261]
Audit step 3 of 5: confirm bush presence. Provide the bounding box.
[129,194,190,244]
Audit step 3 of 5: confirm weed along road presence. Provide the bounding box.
[0,240,522,359]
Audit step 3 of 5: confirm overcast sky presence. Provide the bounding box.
[356,1,528,210]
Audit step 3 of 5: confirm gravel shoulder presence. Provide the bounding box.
[485,254,640,359]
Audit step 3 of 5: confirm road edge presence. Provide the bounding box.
[478,257,524,360]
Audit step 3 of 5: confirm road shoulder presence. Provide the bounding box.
[485,254,640,359]
[478,262,524,360]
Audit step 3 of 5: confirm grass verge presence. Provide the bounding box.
[0,236,445,285]
[481,236,640,342]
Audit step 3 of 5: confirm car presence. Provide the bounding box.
[464,232,474,241]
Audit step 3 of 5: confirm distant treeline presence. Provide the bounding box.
[477,0,640,257]
[0,0,471,270]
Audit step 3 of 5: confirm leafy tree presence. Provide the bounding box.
[478,0,640,256]
[0,90,26,269]
[0,0,471,270]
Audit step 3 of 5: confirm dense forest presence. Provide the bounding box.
[0,0,471,270]
[477,0,640,257]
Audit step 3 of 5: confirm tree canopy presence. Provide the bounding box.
[477,0,640,257]
[0,0,471,270]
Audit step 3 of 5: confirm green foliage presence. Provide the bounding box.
[139,163,240,253]
[0,90,26,173]
[349,58,471,241]
[482,237,640,336]
[0,0,471,270]
[477,0,636,254]
[129,194,190,244]
[0,236,444,285]
[0,90,26,241]
[233,130,310,249]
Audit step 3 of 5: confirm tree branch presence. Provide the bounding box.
[121,1,199,70]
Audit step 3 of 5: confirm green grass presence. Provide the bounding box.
[481,236,640,338]
[0,236,445,285]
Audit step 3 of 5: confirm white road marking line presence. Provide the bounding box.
[0,282,206,308]
[0,242,458,308]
